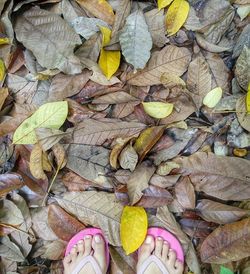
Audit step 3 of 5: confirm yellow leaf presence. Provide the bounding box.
[166,0,190,36]
[0,37,10,45]
[120,206,148,255]
[158,0,174,10]
[0,59,5,81]
[13,101,68,145]
[142,102,174,119]
[246,82,250,114]
[203,87,223,108]
[98,49,121,80]
[99,26,111,47]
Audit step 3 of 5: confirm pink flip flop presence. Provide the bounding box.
[137,227,184,274]
[65,228,110,274]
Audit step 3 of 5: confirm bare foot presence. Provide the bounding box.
[63,234,107,274]
[137,235,184,274]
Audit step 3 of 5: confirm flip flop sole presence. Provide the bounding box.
[65,228,110,265]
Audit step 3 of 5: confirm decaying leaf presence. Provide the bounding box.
[119,143,138,172]
[235,46,250,91]
[0,88,8,111]
[29,144,47,180]
[120,206,147,255]
[175,176,195,209]
[236,95,250,132]
[0,236,25,262]
[0,173,24,197]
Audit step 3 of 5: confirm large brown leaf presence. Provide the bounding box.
[200,217,250,263]
[0,173,24,197]
[196,199,248,224]
[127,162,155,205]
[175,152,250,201]
[48,204,85,241]
[127,45,191,86]
[55,191,123,245]
[66,144,113,188]
[71,119,146,145]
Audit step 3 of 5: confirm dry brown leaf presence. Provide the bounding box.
[0,88,8,111]
[92,91,138,104]
[236,95,250,132]
[48,204,85,241]
[112,101,140,119]
[187,55,212,109]
[71,118,146,145]
[200,217,250,264]
[55,191,123,245]
[127,162,155,205]
[235,46,250,91]
[52,144,67,169]
[118,143,138,172]
[175,176,196,209]
[196,199,249,224]
[0,173,24,197]
[127,45,191,86]
[29,144,47,180]
[175,152,250,201]
[76,0,115,25]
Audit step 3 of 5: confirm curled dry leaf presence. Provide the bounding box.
[48,204,85,241]
[127,45,191,86]
[29,144,47,180]
[119,143,138,172]
[175,176,195,209]
[200,217,250,264]
[0,173,24,197]
[196,199,248,224]
[55,191,123,245]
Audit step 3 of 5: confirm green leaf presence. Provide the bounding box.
[13,101,68,144]
[220,266,234,274]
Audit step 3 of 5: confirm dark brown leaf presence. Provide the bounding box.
[0,173,24,197]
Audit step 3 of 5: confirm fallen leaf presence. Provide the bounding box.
[0,236,25,262]
[119,143,138,172]
[55,191,123,245]
[175,176,195,209]
[0,173,24,197]
[29,144,47,180]
[160,72,186,88]
[200,217,250,263]
[142,102,174,119]
[247,83,250,113]
[156,161,180,176]
[0,58,6,81]
[120,206,147,255]
[158,0,174,10]
[0,199,24,226]
[15,7,82,74]
[76,0,115,25]
[48,204,85,241]
[233,24,250,58]
[235,46,250,90]
[236,96,250,132]
[0,88,8,111]
[66,144,112,188]
[71,118,146,145]
[127,162,155,205]
[127,45,191,86]
[136,185,173,208]
[175,152,250,201]
[166,0,190,36]
[13,101,68,144]
[196,199,248,224]
[52,144,67,169]
[40,240,66,260]
[119,10,152,69]
[134,126,165,162]
[203,87,223,108]
[92,91,138,105]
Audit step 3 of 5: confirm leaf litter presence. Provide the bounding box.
[0,0,250,273]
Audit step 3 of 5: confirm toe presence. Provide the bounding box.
[161,241,170,260]
[93,235,107,272]
[70,246,77,263]
[138,236,155,262]
[83,235,92,256]
[63,254,71,266]
[77,240,84,255]
[168,249,177,266]
[154,237,163,257]
[175,260,184,273]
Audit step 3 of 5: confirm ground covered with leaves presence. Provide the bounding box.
[0,0,250,273]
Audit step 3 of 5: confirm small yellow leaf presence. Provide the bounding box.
[99,26,111,47]
[142,102,174,119]
[0,37,10,45]
[166,0,190,36]
[158,0,174,10]
[120,206,148,255]
[246,82,250,114]
[203,87,223,108]
[98,49,121,80]
[0,59,6,81]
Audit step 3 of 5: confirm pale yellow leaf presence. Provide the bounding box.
[158,0,174,10]
[203,87,223,108]
[166,0,190,36]
[142,102,174,119]
[120,206,148,255]
[0,59,5,81]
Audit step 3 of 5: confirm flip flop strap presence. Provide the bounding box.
[137,255,169,274]
[71,255,103,274]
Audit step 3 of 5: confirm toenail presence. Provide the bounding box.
[84,235,91,239]
[157,237,162,241]
[146,236,152,244]
[163,241,168,245]
[94,235,101,243]
[78,240,83,243]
